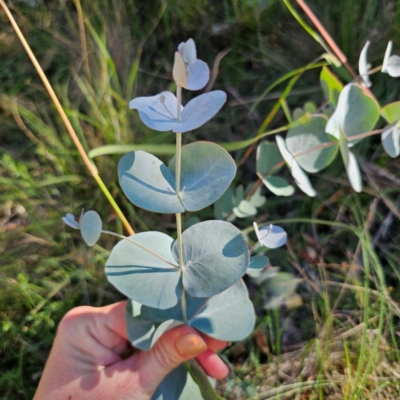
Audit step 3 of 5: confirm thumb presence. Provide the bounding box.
[132,325,207,395]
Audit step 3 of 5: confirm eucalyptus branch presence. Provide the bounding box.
[174,84,186,321]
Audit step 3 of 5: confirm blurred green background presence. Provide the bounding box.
[2,0,400,398]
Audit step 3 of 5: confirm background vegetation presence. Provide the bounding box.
[1,0,400,398]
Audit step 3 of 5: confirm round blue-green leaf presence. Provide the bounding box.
[173,220,249,298]
[247,255,269,278]
[81,211,102,246]
[129,91,181,132]
[169,142,236,211]
[118,151,184,214]
[249,255,270,271]
[62,213,80,229]
[260,176,295,197]
[213,186,234,220]
[254,222,287,249]
[126,280,255,350]
[175,39,210,91]
[173,91,226,133]
[153,363,210,400]
[286,115,338,173]
[387,55,400,78]
[325,83,379,146]
[152,365,190,400]
[186,59,210,91]
[126,301,183,350]
[233,200,257,218]
[126,304,181,351]
[105,232,181,309]
[189,280,255,341]
[256,141,284,175]
[248,187,266,208]
[382,125,400,158]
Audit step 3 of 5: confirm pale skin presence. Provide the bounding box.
[33,302,229,400]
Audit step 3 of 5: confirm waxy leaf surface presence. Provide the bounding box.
[325,83,379,146]
[153,361,219,400]
[381,102,400,158]
[173,39,210,91]
[152,364,204,400]
[256,141,284,175]
[129,91,182,132]
[247,255,270,278]
[169,142,236,211]
[387,55,400,78]
[62,213,80,229]
[359,41,372,87]
[382,41,393,73]
[276,135,316,197]
[119,151,184,214]
[130,91,226,133]
[126,280,255,351]
[173,91,226,133]
[334,129,362,192]
[173,220,249,298]
[256,141,295,196]
[107,221,248,308]
[105,232,181,309]
[382,125,400,158]
[286,115,337,173]
[81,210,102,246]
[347,151,362,192]
[214,186,234,220]
[254,222,287,249]
[233,200,257,218]
[119,143,235,213]
[261,176,295,197]
[248,187,266,208]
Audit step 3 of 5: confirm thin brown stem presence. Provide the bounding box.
[295,0,355,77]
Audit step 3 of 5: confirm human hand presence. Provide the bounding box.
[33,302,229,400]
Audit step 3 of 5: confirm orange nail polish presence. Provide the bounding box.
[176,334,207,356]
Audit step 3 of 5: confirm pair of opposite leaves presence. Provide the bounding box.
[129,38,224,133]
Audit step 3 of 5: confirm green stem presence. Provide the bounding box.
[174,85,187,323]
[175,213,184,271]
[94,175,134,235]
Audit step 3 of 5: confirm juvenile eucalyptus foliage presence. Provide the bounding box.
[252,41,400,198]
[63,38,287,400]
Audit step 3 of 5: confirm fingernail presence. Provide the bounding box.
[176,334,207,356]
